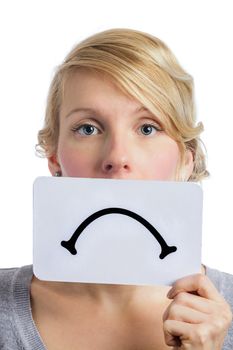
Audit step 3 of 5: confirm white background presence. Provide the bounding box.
[0,0,232,274]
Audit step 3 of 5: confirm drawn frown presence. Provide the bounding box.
[61,208,177,260]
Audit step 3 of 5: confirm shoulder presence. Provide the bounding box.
[0,267,19,304]
[0,265,33,302]
[206,266,233,303]
[0,267,21,346]
[0,265,33,318]
[0,265,33,348]
[0,266,21,282]
[206,266,233,349]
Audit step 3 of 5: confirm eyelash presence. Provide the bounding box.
[71,122,162,136]
[139,123,161,136]
[71,124,100,136]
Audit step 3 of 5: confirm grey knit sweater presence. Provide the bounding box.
[0,265,233,349]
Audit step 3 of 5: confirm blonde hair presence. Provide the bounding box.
[37,28,209,181]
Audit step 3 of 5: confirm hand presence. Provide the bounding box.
[163,274,232,349]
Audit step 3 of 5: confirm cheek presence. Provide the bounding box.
[151,153,179,179]
[57,143,97,177]
[143,139,180,180]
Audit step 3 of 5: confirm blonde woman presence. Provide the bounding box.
[0,28,232,349]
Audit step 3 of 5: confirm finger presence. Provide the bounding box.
[169,291,217,314]
[163,319,193,346]
[163,303,208,324]
[167,274,224,302]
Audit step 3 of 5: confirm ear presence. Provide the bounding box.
[183,149,194,180]
[47,153,61,176]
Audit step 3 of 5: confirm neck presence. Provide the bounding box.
[32,264,206,307]
[32,277,170,311]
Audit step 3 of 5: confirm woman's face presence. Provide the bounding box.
[48,69,193,180]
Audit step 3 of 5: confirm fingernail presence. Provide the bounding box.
[167,288,174,299]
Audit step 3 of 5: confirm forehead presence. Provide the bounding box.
[63,68,131,98]
[60,68,145,115]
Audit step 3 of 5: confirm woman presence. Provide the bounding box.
[0,28,232,349]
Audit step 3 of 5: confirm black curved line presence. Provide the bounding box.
[61,208,177,259]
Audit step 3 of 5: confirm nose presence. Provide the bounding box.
[101,137,131,175]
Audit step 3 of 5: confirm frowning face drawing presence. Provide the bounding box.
[61,207,177,259]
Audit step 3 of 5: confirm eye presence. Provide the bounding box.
[73,124,99,136]
[140,124,159,136]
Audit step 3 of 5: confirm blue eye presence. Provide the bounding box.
[75,124,99,136]
[140,124,158,135]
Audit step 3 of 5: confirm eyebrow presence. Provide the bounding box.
[65,106,150,119]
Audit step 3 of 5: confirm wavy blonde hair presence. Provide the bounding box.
[37,28,209,181]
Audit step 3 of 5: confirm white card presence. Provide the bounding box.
[33,177,203,286]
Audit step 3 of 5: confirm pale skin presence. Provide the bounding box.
[31,69,232,349]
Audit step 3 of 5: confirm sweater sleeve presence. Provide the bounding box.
[206,266,233,349]
[0,267,25,349]
[0,265,46,350]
